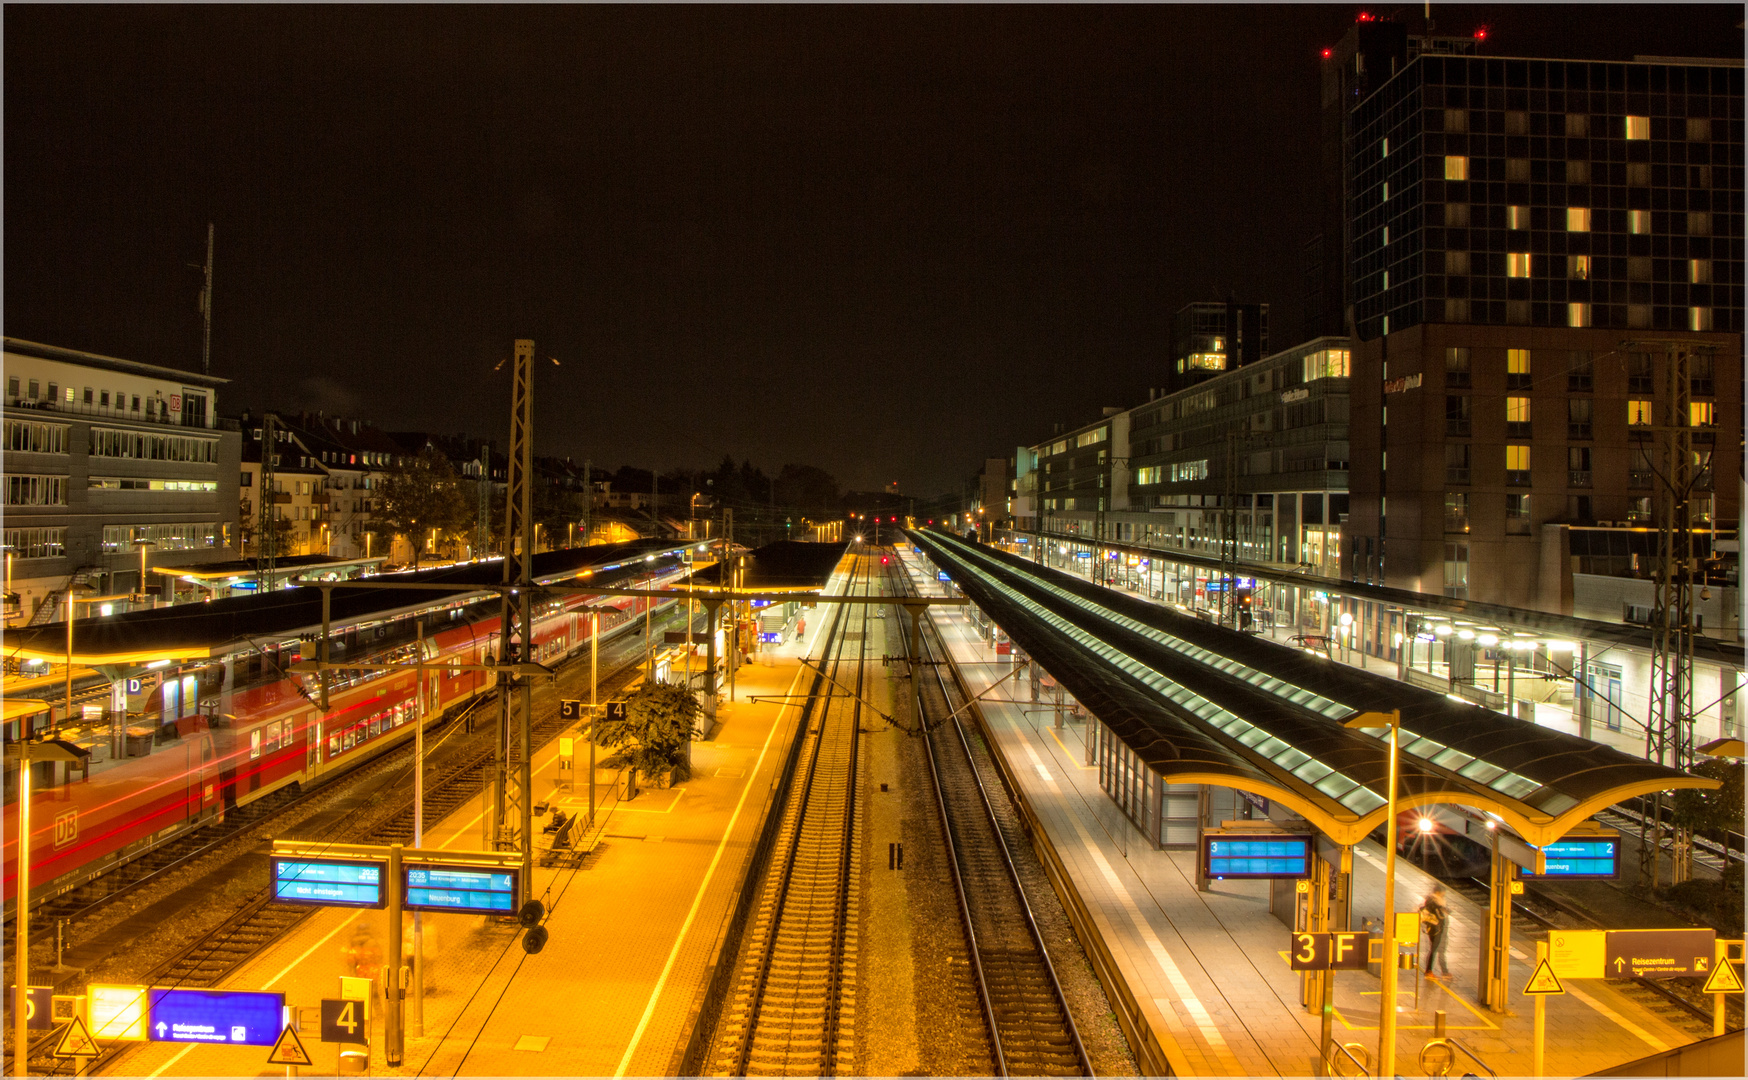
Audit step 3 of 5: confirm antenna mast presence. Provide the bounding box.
[200,224,215,375]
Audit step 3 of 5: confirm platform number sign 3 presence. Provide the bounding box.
[320,999,368,1046]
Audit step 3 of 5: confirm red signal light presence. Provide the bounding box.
[1321,48,1332,58]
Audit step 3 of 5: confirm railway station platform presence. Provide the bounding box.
[896,545,1710,1079]
[105,606,843,1077]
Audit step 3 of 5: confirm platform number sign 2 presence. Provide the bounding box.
[320,999,368,1046]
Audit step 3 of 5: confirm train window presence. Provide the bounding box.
[328,733,340,757]
[250,729,263,759]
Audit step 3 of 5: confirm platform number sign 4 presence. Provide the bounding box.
[320,999,368,1046]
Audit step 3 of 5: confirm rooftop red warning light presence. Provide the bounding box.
[1357,11,1374,22]
[1474,25,1489,40]
[1322,48,1333,58]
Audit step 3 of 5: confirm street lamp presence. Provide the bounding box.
[1345,709,1404,1077]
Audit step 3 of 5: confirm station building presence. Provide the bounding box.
[3,338,241,626]
[1019,335,1354,576]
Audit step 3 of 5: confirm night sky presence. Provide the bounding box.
[6,5,1737,495]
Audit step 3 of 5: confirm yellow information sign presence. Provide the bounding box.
[266,1025,315,1066]
[1395,912,1421,944]
[54,1015,100,1059]
[87,984,148,1041]
[1523,958,1565,995]
[1548,930,1606,979]
[1701,960,1743,994]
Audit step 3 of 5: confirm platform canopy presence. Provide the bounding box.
[678,540,851,594]
[4,540,691,667]
[911,529,1717,848]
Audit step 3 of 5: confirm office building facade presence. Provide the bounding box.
[3,338,241,623]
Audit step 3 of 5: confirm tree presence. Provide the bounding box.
[592,680,702,794]
[774,463,840,513]
[1672,757,1745,841]
[377,446,471,568]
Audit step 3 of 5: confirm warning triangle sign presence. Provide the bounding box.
[1701,960,1744,994]
[55,1015,100,1058]
[266,1025,315,1067]
[1523,958,1565,996]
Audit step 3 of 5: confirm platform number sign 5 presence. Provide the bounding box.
[319,999,368,1046]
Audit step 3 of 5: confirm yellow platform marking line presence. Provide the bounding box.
[612,584,827,1077]
[1047,724,1098,771]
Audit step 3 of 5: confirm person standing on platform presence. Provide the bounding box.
[1420,884,1452,979]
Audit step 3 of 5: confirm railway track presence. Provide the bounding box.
[712,556,873,1076]
[912,570,1090,1077]
[22,606,682,1075]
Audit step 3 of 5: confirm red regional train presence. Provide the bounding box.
[3,540,699,913]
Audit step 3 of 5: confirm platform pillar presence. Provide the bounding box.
[1480,835,1516,1012]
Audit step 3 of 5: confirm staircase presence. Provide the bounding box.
[28,566,102,627]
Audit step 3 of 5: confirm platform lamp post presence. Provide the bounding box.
[1345,708,1404,1078]
[12,737,84,1079]
[131,538,156,607]
[62,582,99,733]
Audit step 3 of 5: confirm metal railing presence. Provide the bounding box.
[4,395,237,431]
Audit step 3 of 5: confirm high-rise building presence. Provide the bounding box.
[1167,300,1268,392]
[1339,48,1743,610]
[1304,15,1478,342]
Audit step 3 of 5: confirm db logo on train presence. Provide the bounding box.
[54,810,79,848]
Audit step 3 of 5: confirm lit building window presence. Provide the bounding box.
[1382,181,1390,200]
[1507,252,1531,277]
[1567,207,1590,232]
[1625,115,1650,140]
[1690,307,1713,331]
[1507,205,1529,229]
[1569,256,1590,280]
[1568,302,1589,326]
[1506,397,1531,423]
[1691,259,1711,283]
[1627,400,1653,426]
[1507,349,1530,376]
[1444,156,1468,180]
[1382,137,1389,157]
[1629,209,1650,234]
[1690,401,1715,427]
[1505,445,1532,485]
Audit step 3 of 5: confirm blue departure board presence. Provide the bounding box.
[1202,834,1315,879]
[1524,837,1619,879]
[404,865,520,914]
[272,857,386,908]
